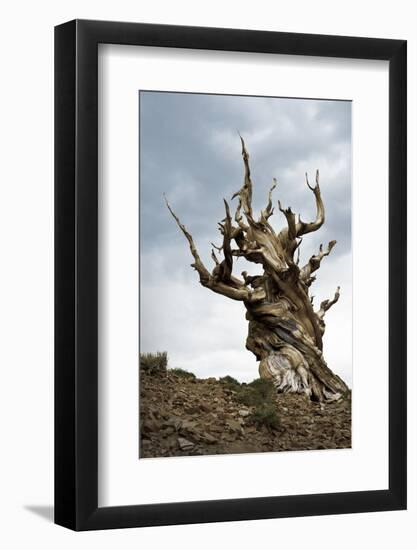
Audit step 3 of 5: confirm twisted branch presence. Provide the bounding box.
[301,240,337,285]
[164,195,249,301]
[317,286,341,320]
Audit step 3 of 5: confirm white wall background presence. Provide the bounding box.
[0,1,414,548]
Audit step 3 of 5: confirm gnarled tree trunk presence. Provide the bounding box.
[166,138,349,402]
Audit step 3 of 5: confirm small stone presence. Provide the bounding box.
[141,418,159,433]
[185,406,200,415]
[226,419,242,433]
[201,432,218,444]
[163,417,182,430]
[177,437,195,451]
[180,420,198,432]
[210,425,224,433]
[238,409,250,417]
[162,426,175,435]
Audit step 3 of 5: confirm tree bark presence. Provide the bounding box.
[166,138,349,402]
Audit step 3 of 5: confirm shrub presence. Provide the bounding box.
[140,351,168,374]
[233,377,280,429]
[219,375,241,388]
[237,377,275,407]
[169,368,196,379]
[250,403,280,431]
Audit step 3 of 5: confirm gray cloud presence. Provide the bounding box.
[140,91,352,385]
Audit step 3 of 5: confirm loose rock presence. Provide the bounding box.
[139,367,351,458]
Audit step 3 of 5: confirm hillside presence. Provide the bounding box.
[139,358,351,458]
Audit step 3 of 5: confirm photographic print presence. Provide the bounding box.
[139,91,352,458]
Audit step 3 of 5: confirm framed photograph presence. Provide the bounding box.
[55,19,407,530]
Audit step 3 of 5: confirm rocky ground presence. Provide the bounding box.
[139,367,351,458]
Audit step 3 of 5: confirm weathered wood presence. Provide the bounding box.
[166,139,349,402]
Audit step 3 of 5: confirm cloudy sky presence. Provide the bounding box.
[139,91,352,386]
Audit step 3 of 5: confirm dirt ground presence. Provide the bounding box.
[139,368,351,458]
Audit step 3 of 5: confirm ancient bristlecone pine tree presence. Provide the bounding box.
[166,138,349,402]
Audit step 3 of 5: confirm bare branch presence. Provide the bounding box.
[260,178,277,222]
[231,135,254,222]
[317,286,341,320]
[164,194,211,284]
[218,198,234,281]
[211,242,223,253]
[296,170,325,237]
[278,200,297,241]
[211,249,220,265]
[305,170,316,191]
[300,240,337,283]
[210,281,251,301]
[165,195,249,301]
[233,197,245,228]
[239,134,252,211]
[295,238,302,265]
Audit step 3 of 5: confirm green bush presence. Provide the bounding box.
[169,368,196,379]
[237,377,275,407]
[250,403,280,431]
[219,375,241,388]
[140,351,168,374]
[233,377,280,429]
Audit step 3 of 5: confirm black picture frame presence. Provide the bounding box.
[55,19,407,531]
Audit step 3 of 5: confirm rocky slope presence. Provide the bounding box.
[139,367,351,458]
